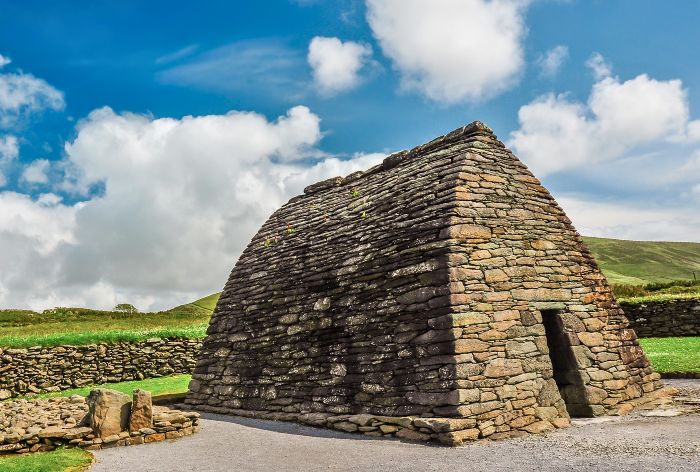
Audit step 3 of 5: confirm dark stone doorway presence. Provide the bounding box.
[541,310,594,417]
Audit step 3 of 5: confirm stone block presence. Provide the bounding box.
[441,224,492,240]
[438,428,480,446]
[129,389,153,432]
[87,389,132,438]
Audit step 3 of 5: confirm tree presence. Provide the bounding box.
[114,303,138,313]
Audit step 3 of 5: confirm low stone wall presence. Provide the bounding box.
[0,396,200,454]
[0,338,201,399]
[622,298,700,337]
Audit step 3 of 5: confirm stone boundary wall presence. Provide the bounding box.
[621,298,700,337]
[0,338,201,399]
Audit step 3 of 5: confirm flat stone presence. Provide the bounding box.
[441,224,491,240]
[395,428,431,442]
[438,428,480,446]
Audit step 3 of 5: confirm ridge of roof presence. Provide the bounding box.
[303,121,502,196]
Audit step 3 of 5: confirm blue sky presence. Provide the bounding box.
[1,0,699,310]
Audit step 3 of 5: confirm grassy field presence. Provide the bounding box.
[583,236,700,285]
[16,374,192,400]
[0,303,210,348]
[639,337,700,374]
[0,448,93,472]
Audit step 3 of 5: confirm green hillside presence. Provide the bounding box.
[188,292,221,312]
[582,236,700,285]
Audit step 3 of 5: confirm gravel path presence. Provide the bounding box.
[91,380,700,472]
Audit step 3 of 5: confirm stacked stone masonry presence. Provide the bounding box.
[0,396,200,454]
[0,338,201,399]
[622,298,700,337]
[186,121,666,445]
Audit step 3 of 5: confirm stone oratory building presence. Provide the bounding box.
[186,122,666,445]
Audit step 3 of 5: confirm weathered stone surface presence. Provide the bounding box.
[438,428,480,446]
[185,120,663,445]
[578,332,604,347]
[395,428,431,442]
[129,389,153,432]
[87,389,132,438]
[441,224,491,240]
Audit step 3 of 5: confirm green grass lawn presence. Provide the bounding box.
[0,304,209,348]
[18,374,192,400]
[639,337,700,374]
[0,448,93,472]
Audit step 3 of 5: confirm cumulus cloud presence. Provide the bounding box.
[308,36,373,96]
[0,54,10,68]
[0,134,19,186]
[0,68,65,127]
[509,55,696,176]
[365,0,529,104]
[509,54,700,243]
[585,52,613,80]
[537,45,568,78]
[0,106,385,311]
[557,195,700,243]
[21,158,50,184]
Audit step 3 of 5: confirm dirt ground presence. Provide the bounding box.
[90,379,700,472]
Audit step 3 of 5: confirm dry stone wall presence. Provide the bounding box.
[0,338,201,399]
[187,122,666,444]
[0,395,200,454]
[622,298,700,337]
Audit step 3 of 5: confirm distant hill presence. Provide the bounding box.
[187,292,221,312]
[582,236,700,285]
[184,237,700,311]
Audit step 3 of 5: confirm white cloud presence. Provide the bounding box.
[154,44,199,65]
[157,39,307,99]
[509,57,695,176]
[537,45,568,78]
[365,0,529,104]
[21,158,50,184]
[308,37,373,96]
[509,55,700,244]
[0,54,10,69]
[0,70,65,127]
[558,195,700,243]
[691,183,700,202]
[0,106,385,311]
[585,52,612,80]
[0,134,19,186]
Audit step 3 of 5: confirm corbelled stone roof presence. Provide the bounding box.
[186,121,665,445]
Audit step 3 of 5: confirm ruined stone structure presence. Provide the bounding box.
[186,122,665,444]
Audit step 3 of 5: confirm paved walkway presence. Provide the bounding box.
[91,380,700,472]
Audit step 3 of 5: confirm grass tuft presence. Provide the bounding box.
[0,447,93,472]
